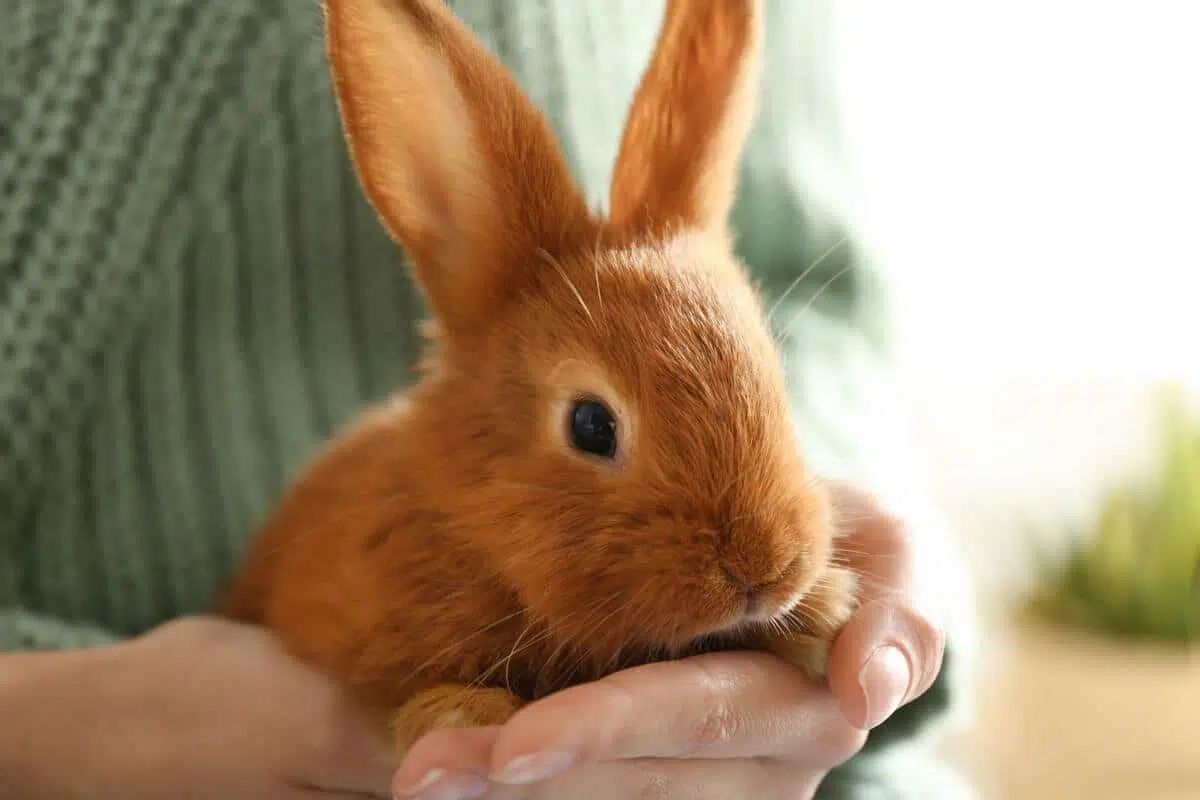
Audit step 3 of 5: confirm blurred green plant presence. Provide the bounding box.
[1027,383,1200,644]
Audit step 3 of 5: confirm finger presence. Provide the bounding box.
[392,726,500,797]
[823,485,946,730]
[826,482,942,621]
[484,652,866,787]
[827,595,945,732]
[487,757,821,800]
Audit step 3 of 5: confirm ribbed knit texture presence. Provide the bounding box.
[0,2,968,796]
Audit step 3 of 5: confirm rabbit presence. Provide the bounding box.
[222,0,860,756]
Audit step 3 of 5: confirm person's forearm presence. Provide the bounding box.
[0,646,123,798]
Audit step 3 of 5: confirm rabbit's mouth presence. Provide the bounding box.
[716,557,813,626]
[682,594,803,652]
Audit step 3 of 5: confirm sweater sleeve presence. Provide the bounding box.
[0,609,120,652]
[0,502,121,655]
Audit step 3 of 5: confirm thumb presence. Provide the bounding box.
[828,595,944,731]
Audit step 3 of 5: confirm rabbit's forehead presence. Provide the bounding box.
[542,237,791,428]
[586,237,777,374]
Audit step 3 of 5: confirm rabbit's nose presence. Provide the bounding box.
[720,565,769,614]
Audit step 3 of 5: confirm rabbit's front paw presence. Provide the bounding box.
[392,684,524,755]
[756,565,859,679]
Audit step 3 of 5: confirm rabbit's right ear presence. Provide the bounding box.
[324,0,593,331]
[608,0,764,241]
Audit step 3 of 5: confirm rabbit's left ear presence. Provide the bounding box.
[608,0,765,241]
[324,0,593,333]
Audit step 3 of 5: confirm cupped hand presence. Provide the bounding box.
[1,615,396,799]
[391,483,947,799]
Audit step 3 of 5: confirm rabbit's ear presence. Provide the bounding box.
[325,0,593,330]
[609,0,764,240]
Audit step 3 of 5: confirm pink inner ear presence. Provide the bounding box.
[326,0,597,332]
[325,0,506,326]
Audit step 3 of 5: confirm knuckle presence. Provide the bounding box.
[674,661,743,757]
[684,699,740,756]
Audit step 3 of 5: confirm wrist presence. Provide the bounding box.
[0,645,130,798]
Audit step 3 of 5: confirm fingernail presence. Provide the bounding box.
[859,645,912,730]
[396,768,446,796]
[491,749,575,785]
[394,768,487,800]
[415,775,488,800]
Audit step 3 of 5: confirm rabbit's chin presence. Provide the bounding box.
[615,598,804,660]
[698,597,804,643]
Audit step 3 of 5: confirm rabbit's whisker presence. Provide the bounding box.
[765,236,848,324]
[534,590,625,695]
[393,607,527,691]
[538,247,594,326]
[780,262,856,341]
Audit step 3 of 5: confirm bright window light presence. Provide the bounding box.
[834,3,1200,381]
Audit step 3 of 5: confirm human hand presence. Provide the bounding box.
[0,615,395,799]
[389,483,947,799]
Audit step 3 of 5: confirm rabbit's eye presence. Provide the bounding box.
[569,399,618,459]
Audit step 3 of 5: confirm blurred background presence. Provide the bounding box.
[830,3,1200,798]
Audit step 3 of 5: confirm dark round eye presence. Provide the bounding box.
[570,399,618,459]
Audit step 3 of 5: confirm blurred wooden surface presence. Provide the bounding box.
[939,616,1200,799]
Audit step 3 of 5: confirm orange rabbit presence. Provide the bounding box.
[224,0,859,755]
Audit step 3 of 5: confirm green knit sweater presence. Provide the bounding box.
[0,1,972,796]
